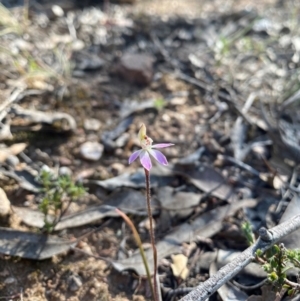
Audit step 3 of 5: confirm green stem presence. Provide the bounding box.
[144,168,159,301]
[116,208,155,299]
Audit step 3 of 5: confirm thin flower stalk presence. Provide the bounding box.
[144,168,159,301]
[129,123,174,301]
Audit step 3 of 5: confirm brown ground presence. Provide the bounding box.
[0,0,299,300]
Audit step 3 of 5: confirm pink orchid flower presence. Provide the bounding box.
[128,123,174,171]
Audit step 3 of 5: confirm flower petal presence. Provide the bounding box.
[148,149,168,166]
[152,143,174,149]
[129,150,142,164]
[139,150,152,171]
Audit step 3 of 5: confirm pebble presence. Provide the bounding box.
[117,53,155,85]
[68,274,82,292]
[59,156,72,166]
[75,168,95,180]
[72,40,85,51]
[4,277,16,284]
[77,241,93,255]
[114,133,130,148]
[252,144,269,159]
[6,155,19,167]
[0,188,11,216]
[51,5,64,17]
[80,141,103,161]
[84,119,102,131]
[59,166,73,176]
[110,162,125,176]
[74,52,105,70]
[0,123,13,140]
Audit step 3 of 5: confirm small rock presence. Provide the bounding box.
[95,166,111,180]
[0,123,13,140]
[237,187,253,199]
[76,168,95,181]
[114,133,130,148]
[117,53,155,85]
[59,157,72,166]
[4,277,16,284]
[68,274,82,292]
[84,119,102,131]
[252,144,269,159]
[77,241,93,255]
[0,188,11,216]
[110,162,125,176]
[86,133,99,141]
[6,155,19,167]
[73,51,105,70]
[59,166,73,176]
[72,40,85,51]
[51,5,64,17]
[80,141,104,161]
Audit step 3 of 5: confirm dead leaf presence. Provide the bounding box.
[119,98,157,119]
[174,164,237,202]
[171,254,189,280]
[101,116,133,150]
[105,189,159,215]
[231,92,256,162]
[12,206,52,228]
[157,186,201,219]
[93,167,175,190]
[13,189,157,230]
[13,205,120,230]
[0,168,40,192]
[176,146,205,165]
[0,227,75,260]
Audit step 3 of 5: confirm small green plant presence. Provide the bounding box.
[217,35,231,56]
[256,244,300,296]
[37,169,86,233]
[241,221,255,245]
[154,98,166,111]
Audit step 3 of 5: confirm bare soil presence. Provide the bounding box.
[0,0,299,300]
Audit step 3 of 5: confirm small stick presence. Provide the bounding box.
[180,215,300,301]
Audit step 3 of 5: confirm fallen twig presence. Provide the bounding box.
[0,88,43,122]
[0,87,25,122]
[180,214,300,301]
